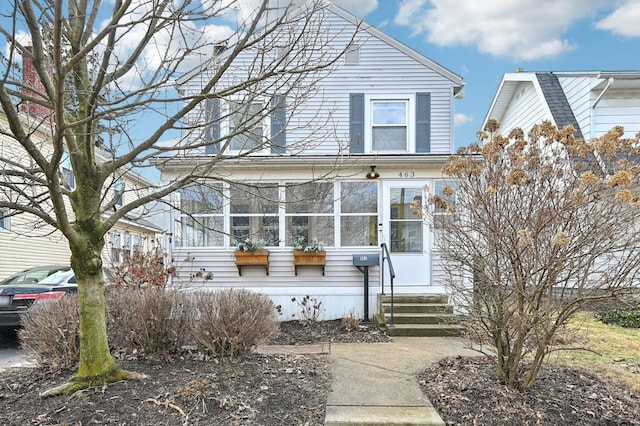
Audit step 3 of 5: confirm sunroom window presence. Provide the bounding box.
[285,182,334,246]
[174,184,224,247]
[230,184,279,246]
[340,182,378,246]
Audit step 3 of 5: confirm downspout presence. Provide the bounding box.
[591,77,614,139]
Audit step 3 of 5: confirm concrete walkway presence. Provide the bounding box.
[324,337,477,426]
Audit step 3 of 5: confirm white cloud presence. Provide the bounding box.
[454,113,473,127]
[596,0,640,37]
[394,0,613,61]
[332,0,378,17]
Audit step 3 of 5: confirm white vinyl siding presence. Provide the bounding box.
[499,82,549,135]
[179,10,458,156]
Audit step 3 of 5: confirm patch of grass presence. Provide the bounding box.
[596,306,640,328]
[548,312,640,393]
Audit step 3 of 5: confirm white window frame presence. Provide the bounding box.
[223,99,270,155]
[364,94,415,154]
[61,153,75,189]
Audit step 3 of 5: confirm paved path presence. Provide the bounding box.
[258,337,477,425]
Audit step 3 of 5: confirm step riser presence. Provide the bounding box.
[386,327,462,337]
[381,304,453,314]
[378,314,456,324]
[379,294,448,304]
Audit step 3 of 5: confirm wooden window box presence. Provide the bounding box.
[234,250,269,275]
[293,251,326,276]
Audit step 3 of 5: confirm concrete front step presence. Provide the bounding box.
[380,303,453,314]
[385,323,465,337]
[324,406,445,426]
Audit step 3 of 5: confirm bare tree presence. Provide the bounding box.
[417,120,640,390]
[0,0,350,392]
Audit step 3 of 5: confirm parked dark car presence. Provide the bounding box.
[0,265,80,331]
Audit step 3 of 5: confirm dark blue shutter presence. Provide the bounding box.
[416,92,431,153]
[350,93,364,153]
[270,96,286,154]
[205,98,220,154]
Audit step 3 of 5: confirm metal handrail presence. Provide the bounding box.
[380,243,396,327]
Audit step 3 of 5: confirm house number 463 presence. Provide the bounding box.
[398,171,415,178]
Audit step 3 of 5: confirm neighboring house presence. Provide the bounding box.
[483,70,640,142]
[155,1,464,319]
[0,48,161,279]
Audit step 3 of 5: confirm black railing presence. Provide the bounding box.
[380,243,396,327]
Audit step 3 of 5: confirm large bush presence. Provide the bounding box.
[19,295,80,369]
[190,289,279,357]
[106,288,193,354]
[19,288,278,368]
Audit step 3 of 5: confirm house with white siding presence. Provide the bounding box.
[483,70,640,141]
[0,45,161,279]
[155,0,465,321]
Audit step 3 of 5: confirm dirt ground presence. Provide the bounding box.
[1,320,639,425]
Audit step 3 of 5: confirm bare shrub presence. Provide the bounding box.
[341,309,362,332]
[111,245,168,289]
[190,289,278,357]
[106,288,193,355]
[291,295,325,326]
[19,295,80,369]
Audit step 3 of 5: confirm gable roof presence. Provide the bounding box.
[176,0,464,91]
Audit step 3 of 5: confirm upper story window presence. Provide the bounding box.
[0,209,9,231]
[61,153,75,189]
[115,178,124,207]
[228,101,266,152]
[371,100,409,151]
[350,92,431,154]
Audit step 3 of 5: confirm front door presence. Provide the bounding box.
[381,182,431,288]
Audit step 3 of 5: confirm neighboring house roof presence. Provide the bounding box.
[534,73,584,140]
[176,0,464,91]
[483,70,640,138]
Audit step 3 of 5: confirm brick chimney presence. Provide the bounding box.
[21,44,54,127]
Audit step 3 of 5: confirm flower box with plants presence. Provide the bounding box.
[292,236,326,275]
[233,238,269,275]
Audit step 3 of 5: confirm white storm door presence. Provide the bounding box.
[381,182,430,286]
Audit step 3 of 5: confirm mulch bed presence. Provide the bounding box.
[1,320,639,425]
[420,356,640,426]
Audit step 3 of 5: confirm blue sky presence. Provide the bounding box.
[332,0,640,148]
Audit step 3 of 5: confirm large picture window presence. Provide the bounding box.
[175,183,224,247]
[340,182,378,246]
[285,182,334,246]
[230,184,279,246]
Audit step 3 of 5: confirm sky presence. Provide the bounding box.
[330,0,640,148]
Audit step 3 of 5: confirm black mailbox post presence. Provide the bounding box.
[352,254,379,320]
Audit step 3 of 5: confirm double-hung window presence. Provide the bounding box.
[228,101,265,152]
[285,182,335,246]
[371,100,409,151]
[230,184,279,246]
[61,153,75,189]
[110,231,122,264]
[0,209,9,231]
[175,184,224,247]
[340,182,378,246]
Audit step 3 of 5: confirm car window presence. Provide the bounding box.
[39,270,75,285]
[0,267,69,285]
